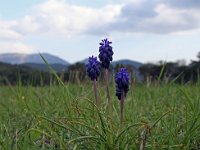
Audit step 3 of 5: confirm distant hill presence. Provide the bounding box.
[78,58,143,81]
[0,53,143,73]
[79,58,143,68]
[112,59,143,68]
[0,53,69,65]
[0,53,69,72]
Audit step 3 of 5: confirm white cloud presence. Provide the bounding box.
[1,0,200,41]
[105,0,200,34]
[0,42,34,53]
[164,0,200,9]
[0,20,23,40]
[14,0,122,37]
[0,20,34,54]
[142,4,199,33]
[16,15,41,35]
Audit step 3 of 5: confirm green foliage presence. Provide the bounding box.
[0,62,137,86]
[0,62,54,86]
[0,83,200,149]
[1,53,200,149]
[139,60,200,84]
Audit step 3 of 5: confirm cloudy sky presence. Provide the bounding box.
[0,0,200,63]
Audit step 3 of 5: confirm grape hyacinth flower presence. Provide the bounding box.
[98,38,113,69]
[115,68,130,128]
[86,56,101,106]
[98,38,113,110]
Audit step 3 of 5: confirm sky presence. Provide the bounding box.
[0,0,200,64]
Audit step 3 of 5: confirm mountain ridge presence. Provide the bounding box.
[78,58,143,68]
[0,53,69,65]
[0,53,143,72]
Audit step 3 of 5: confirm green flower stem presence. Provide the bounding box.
[93,79,99,107]
[105,69,111,109]
[120,91,125,130]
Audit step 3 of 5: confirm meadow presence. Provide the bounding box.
[0,82,200,149]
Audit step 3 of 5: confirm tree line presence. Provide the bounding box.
[139,53,200,84]
[0,62,137,86]
[0,52,200,86]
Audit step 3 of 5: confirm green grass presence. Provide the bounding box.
[0,82,200,149]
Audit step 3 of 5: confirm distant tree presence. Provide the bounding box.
[176,59,186,66]
[197,52,200,61]
[65,63,87,83]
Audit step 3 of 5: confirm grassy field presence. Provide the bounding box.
[0,82,200,149]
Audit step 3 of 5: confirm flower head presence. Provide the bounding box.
[86,56,101,81]
[115,68,130,100]
[98,38,113,69]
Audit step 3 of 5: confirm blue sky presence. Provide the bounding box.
[0,0,200,64]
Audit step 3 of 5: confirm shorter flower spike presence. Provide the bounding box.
[86,56,101,81]
[115,68,130,100]
[98,38,113,69]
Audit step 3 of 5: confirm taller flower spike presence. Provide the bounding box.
[98,38,113,69]
[98,38,113,111]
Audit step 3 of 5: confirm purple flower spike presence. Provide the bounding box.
[115,68,130,100]
[86,56,101,81]
[98,38,114,69]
